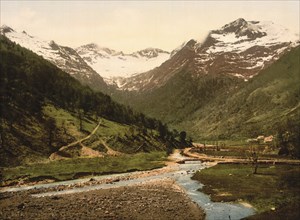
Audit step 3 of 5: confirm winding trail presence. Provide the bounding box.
[100,139,123,156]
[59,121,102,151]
[182,147,300,165]
[49,121,102,160]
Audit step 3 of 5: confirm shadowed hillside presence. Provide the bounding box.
[0,36,182,167]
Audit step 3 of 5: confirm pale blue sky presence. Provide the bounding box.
[1,1,299,52]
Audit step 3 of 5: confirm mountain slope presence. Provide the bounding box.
[181,45,300,139]
[0,35,177,167]
[0,25,108,92]
[111,18,299,140]
[120,45,300,141]
[118,69,241,125]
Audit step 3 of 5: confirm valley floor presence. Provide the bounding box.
[0,179,205,220]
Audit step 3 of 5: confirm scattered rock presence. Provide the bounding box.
[17,203,25,210]
[1,180,205,220]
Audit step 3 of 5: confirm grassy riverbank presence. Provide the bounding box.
[1,151,167,186]
[192,164,300,219]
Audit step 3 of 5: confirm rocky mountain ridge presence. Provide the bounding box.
[0,25,108,91]
[117,18,299,91]
[0,25,170,91]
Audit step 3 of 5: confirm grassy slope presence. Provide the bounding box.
[1,103,167,184]
[182,46,300,139]
[192,164,300,219]
[44,104,165,155]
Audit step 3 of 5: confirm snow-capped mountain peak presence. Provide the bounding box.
[117,18,299,91]
[1,26,107,91]
[203,19,299,54]
[193,18,299,78]
[213,18,267,39]
[76,43,117,60]
[76,43,170,79]
[220,18,248,33]
[1,25,170,87]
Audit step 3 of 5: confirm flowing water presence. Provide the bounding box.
[172,165,254,219]
[1,152,255,220]
[166,152,255,220]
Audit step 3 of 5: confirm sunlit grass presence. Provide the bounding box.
[1,151,167,184]
[192,164,300,216]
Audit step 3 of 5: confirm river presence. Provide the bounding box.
[0,151,255,220]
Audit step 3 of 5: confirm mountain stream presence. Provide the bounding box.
[1,151,255,220]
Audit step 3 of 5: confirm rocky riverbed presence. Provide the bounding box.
[0,179,205,219]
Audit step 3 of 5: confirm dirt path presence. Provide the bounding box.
[49,120,124,159]
[49,121,102,160]
[80,143,104,158]
[59,120,102,151]
[183,148,300,165]
[100,139,123,156]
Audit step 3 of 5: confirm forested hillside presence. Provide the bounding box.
[182,46,300,141]
[115,69,242,125]
[0,36,182,167]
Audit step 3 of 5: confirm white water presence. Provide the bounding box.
[0,152,255,220]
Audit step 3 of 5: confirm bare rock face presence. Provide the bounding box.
[211,18,267,39]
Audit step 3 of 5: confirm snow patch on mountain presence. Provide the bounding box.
[0,26,61,62]
[206,20,299,54]
[1,25,108,91]
[117,18,299,91]
[191,19,300,80]
[76,44,170,79]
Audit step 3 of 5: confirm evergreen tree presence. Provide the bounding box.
[45,118,56,148]
[179,131,187,144]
